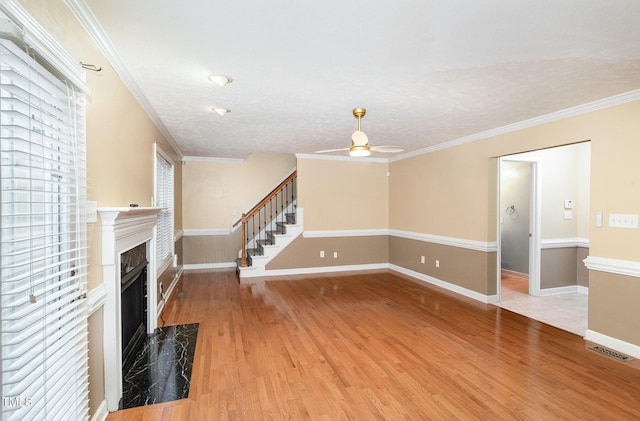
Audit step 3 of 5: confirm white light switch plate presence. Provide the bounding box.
[609,213,639,228]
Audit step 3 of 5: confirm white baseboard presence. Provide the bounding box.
[91,399,108,421]
[184,262,236,270]
[585,329,640,359]
[577,285,589,295]
[501,269,528,280]
[244,263,389,279]
[389,264,498,304]
[538,285,578,296]
[244,262,498,304]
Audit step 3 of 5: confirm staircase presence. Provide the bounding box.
[234,171,303,278]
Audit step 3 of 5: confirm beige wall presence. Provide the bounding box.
[297,158,389,231]
[389,237,497,296]
[390,146,497,241]
[182,154,296,229]
[87,307,104,418]
[540,248,578,289]
[267,236,388,270]
[590,271,640,346]
[183,230,242,265]
[390,100,640,346]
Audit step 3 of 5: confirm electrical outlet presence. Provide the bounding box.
[435,260,440,268]
[320,250,325,258]
[420,256,425,264]
[333,251,338,258]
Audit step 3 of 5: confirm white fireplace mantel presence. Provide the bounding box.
[99,207,162,412]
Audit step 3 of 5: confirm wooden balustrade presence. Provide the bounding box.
[233,171,297,268]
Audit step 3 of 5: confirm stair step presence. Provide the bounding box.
[235,256,253,267]
[247,248,262,257]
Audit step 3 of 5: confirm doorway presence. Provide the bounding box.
[496,142,590,336]
[499,160,536,294]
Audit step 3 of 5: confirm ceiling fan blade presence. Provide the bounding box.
[370,145,404,153]
[314,147,349,153]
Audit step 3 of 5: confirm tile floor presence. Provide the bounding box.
[496,276,588,336]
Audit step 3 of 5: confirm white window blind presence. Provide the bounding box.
[1,34,89,421]
[155,150,173,269]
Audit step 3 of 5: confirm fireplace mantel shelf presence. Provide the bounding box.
[98,206,164,216]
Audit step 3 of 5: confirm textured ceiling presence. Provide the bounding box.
[79,0,640,159]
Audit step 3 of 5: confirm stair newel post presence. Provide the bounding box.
[241,213,248,267]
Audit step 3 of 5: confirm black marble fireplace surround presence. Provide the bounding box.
[120,323,199,409]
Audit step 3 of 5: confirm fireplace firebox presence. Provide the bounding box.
[120,243,148,374]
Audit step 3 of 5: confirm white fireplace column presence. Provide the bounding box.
[98,207,162,412]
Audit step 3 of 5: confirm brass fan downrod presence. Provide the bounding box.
[353,108,366,131]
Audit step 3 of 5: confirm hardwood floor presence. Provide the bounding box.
[106,269,640,420]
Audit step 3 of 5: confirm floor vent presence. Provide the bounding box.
[589,346,634,361]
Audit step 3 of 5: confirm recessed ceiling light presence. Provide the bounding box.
[212,107,230,116]
[208,73,233,87]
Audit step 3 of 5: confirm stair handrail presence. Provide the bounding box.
[233,170,297,267]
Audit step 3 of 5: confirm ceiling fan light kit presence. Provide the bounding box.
[349,145,371,157]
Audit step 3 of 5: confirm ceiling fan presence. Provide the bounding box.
[315,108,404,157]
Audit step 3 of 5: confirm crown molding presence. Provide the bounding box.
[182,156,245,163]
[65,0,183,159]
[295,153,390,163]
[391,89,640,162]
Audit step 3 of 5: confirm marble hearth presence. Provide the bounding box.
[120,323,199,409]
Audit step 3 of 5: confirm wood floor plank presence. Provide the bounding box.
[106,269,640,420]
